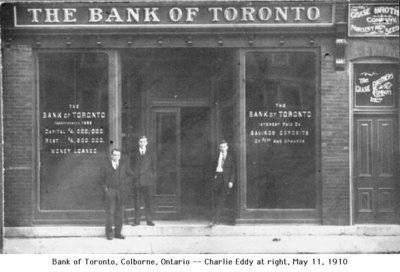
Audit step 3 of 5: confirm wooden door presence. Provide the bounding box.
[354,115,399,223]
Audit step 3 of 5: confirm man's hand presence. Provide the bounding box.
[228,182,233,189]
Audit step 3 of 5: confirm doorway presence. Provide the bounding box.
[122,48,235,221]
[354,115,399,223]
[151,107,212,220]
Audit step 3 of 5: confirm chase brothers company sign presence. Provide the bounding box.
[12,2,334,28]
[349,4,399,37]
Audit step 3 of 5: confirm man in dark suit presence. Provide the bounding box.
[132,136,156,226]
[102,148,133,240]
[209,140,236,227]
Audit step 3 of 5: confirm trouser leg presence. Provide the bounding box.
[134,186,141,223]
[211,175,226,224]
[212,188,227,224]
[114,200,124,235]
[105,190,116,235]
[143,186,153,222]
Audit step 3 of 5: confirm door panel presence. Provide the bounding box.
[357,120,373,177]
[354,116,399,224]
[152,108,181,219]
[378,120,393,176]
[180,107,212,218]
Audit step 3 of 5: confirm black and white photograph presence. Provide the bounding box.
[0,0,399,271]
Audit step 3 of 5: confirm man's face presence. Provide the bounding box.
[219,143,228,153]
[139,138,148,149]
[111,150,121,163]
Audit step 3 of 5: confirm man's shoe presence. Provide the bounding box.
[106,235,113,240]
[132,222,140,226]
[146,221,155,226]
[114,234,125,239]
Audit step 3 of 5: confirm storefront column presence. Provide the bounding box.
[108,51,122,151]
[237,51,246,220]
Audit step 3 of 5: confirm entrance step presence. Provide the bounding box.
[5,222,400,238]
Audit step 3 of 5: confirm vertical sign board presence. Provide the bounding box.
[354,63,398,108]
[349,4,399,37]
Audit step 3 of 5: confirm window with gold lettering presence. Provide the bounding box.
[39,52,109,210]
[354,63,398,108]
[245,51,318,209]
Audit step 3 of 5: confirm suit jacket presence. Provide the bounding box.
[214,151,236,192]
[101,159,133,203]
[132,148,156,187]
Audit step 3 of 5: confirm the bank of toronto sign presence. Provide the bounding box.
[13,3,334,28]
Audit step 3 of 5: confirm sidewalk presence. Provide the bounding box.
[4,222,400,253]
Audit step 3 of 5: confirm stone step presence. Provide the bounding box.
[5,222,400,238]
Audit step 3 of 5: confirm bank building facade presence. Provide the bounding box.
[0,0,399,230]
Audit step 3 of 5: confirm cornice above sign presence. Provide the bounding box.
[12,2,334,28]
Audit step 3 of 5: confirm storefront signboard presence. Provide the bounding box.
[11,2,334,28]
[349,4,399,37]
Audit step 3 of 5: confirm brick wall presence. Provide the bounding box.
[321,41,351,225]
[348,40,400,60]
[2,45,34,226]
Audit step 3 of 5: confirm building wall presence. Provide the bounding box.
[1,0,398,226]
[3,45,35,226]
[319,38,399,225]
[320,41,351,225]
[348,40,399,61]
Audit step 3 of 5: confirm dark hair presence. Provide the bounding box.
[111,148,121,154]
[219,140,228,145]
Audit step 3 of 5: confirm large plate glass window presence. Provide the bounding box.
[39,52,109,210]
[245,51,317,209]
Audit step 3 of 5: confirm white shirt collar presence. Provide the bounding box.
[112,160,119,169]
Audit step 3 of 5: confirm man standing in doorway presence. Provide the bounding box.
[132,136,156,226]
[102,148,133,240]
[209,140,236,227]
